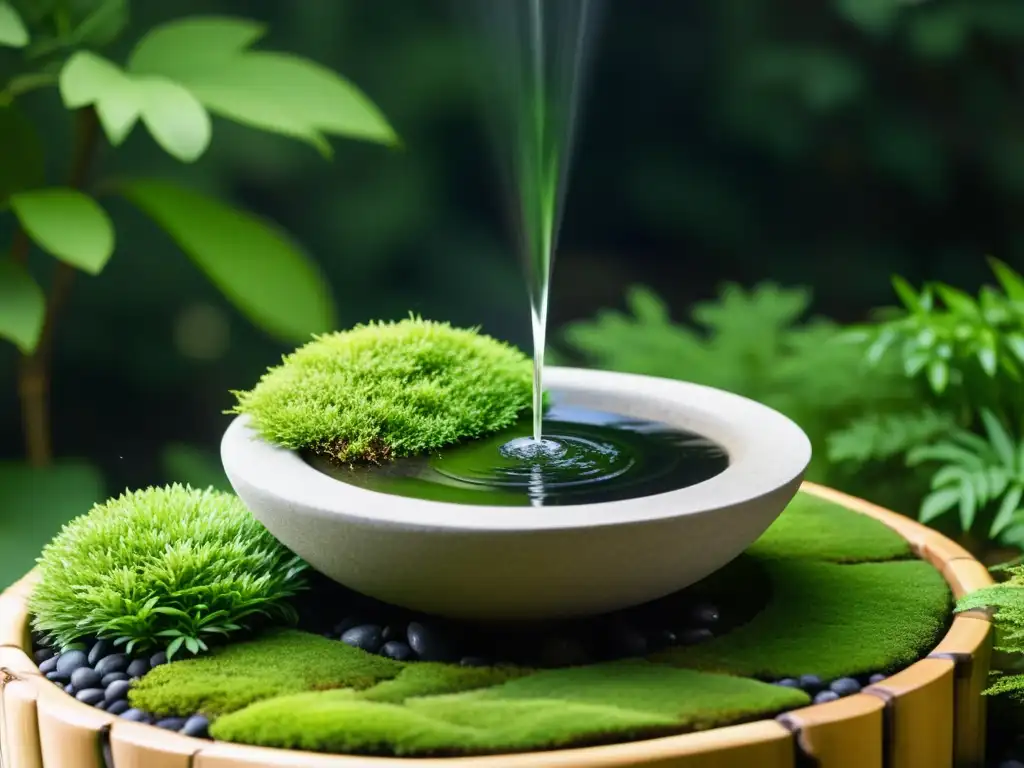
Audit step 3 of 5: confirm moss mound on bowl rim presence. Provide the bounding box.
[228,317,535,463]
[125,491,953,756]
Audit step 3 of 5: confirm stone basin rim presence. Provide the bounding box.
[220,366,813,533]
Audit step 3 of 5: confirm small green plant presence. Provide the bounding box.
[230,317,535,463]
[29,484,308,658]
[957,568,1024,700]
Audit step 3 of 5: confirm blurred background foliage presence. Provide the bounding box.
[4,0,1024,581]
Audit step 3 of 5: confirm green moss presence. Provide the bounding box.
[748,492,912,563]
[28,485,307,657]
[129,630,402,716]
[211,664,807,756]
[653,559,951,680]
[358,663,530,703]
[229,317,534,463]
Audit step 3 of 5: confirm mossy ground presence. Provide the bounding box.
[128,491,952,756]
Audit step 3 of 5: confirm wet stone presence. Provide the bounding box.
[799,675,824,694]
[380,641,415,661]
[341,625,383,654]
[333,617,365,636]
[814,690,840,705]
[407,622,457,662]
[107,700,130,716]
[651,629,678,650]
[94,653,129,676]
[868,673,886,685]
[382,624,405,643]
[70,667,102,691]
[830,677,861,697]
[63,683,75,695]
[33,648,54,664]
[46,670,68,684]
[38,656,58,675]
[181,715,210,738]
[156,717,188,731]
[88,640,112,667]
[775,678,800,689]
[96,701,108,711]
[120,708,148,722]
[677,628,714,645]
[55,650,88,677]
[690,603,721,625]
[149,651,168,668]
[76,688,105,706]
[101,672,129,687]
[126,658,150,678]
[105,680,131,703]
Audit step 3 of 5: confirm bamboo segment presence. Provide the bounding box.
[109,720,202,768]
[1,678,42,768]
[778,694,885,768]
[35,685,112,768]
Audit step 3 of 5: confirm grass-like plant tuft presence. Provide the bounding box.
[29,484,308,658]
[228,317,534,463]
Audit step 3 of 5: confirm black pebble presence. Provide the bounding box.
[382,624,406,643]
[181,715,210,738]
[799,674,824,694]
[120,708,148,722]
[87,640,112,667]
[333,617,365,636]
[38,656,58,675]
[868,673,886,685]
[677,628,714,645]
[691,603,721,625]
[96,701,108,711]
[380,641,415,661]
[830,677,861,697]
[126,659,150,678]
[775,678,800,689]
[407,622,456,662]
[101,672,129,687]
[460,656,490,667]
[70,667,102,691]
[33,648,54,664]
[55,650,88,677]
[814,690,840,705]
[46,671,69,684]
[75,688,105,706]
[94,653,129,676]
[105,680,131,703]
[540,637,590,667]
[341,625,383,654]
[604,625,648,658]
[149,651,168,668]
[107,700,130,716]
[652,630,678,649]
[63,683,75,695]
[998,760,1024,768]
[155,717,188,731]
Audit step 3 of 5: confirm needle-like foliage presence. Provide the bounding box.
[29,484,309,659]
[229,317,534,463]
[957,565,1024,700]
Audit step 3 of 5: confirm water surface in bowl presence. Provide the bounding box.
[305,404,728,507]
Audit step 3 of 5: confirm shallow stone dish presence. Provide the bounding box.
[220,366,812,620]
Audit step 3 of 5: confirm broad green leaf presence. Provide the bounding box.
[892,275,923,312]
[959,478,977,531]
[60,51,140,144]
[1007,334,1024,363]
[72,0,129,47]
[121,180,334,341]
[977,345,998,376]
[926,359,949,393]
[991,485,1024,538]
[981,409,1016,468]
[0,461,104,588]
[0,260,44,352]
[0,106,43,200]
[0,1,28,47]
[185,52,397,148]
[934,283,979,317]
[127,16,265,82]
[919,487,960,524]
[10,188,115,274]
[137,77,211,162]
[991,257,1024,304]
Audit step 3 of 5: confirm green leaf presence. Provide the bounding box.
[981,410,1016,469]
[1006,334,1024,364]
[59,52,139,145]
[959,479,978,531]
[919,487,960,524]
[183,52,397,148]
[72,0,129,47]
[0,461,104,588]
[127,16,265,82]
[136,77,211,162]
[991,257,1024,304]
[927,359,949,393]
[0,260,44,352]
[0,106,43,201]
[120,180,334,341]
[0,2,28,47]
[892,275,923,312]
[166,635,185,659]
[10,189,115,274]
[935,283,980,317]
[834,0,900,36]
[184,636,200,655]
[991,485,1024,538]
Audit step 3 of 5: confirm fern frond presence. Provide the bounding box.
[826,409,956,464]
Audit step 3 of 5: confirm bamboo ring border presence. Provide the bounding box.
[0,482,994,768]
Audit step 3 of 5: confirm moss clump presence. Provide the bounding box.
[129,630,402,716]
[28,485,307,657]
[229,317,534,463]
[653,559,950,680]
[210,663,807,756]
[357,663,530,704]
[748,493,912,563]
